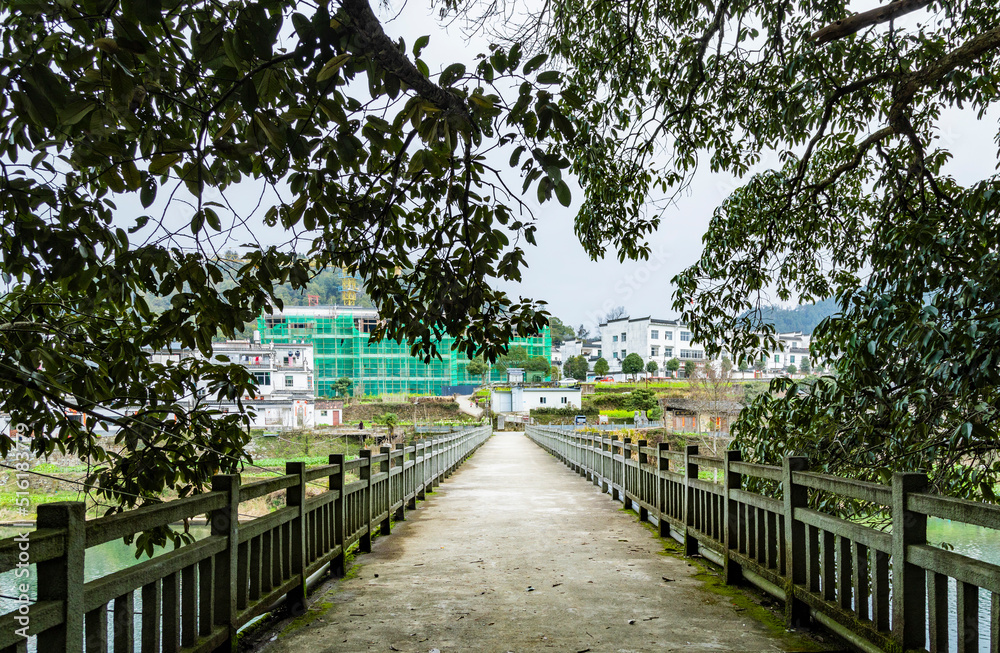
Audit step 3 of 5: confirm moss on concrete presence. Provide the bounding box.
[619,506,829,651]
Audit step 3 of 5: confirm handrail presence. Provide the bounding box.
[0,426,493,652]
[525,424,1000,653]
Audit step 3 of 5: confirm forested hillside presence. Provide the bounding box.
[751,298,840,334]
[144,260,373,319]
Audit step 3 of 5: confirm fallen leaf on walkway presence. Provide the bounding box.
[526,586,535,592]
[642,616,659,621]
[628,619,636,625]
[552,583,562,587]
[577,649,591,653]
[389,646,400,651]
[661,577,674,582]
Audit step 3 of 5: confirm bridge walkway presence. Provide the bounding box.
[257,432,831,652]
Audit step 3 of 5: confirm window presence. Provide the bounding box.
[612,335,618,342]
[665,331,673,340]
[253,372,271,385]
[620,332,627,342]
[539,397,547,404]
[320,410,328,416]
[651,346,659,356]
[774,355,781,363]
[597,350,602,358]
[285,375,294,387]
[561,396,568,404]
[790,355,796,363]
[680,349,703,359]
[613,352,619,359]
[681,331,692,342]
[621,349,626,359]
[651,330,659,339]
[664,347,673,357]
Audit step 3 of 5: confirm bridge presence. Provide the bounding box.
[1,426,998,652]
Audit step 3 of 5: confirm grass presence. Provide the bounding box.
[250,455,356,468]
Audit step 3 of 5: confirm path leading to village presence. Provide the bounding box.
[257,433,832,652]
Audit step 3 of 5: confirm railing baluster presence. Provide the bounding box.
[84,604,107,653]
[837,536,852,611]
[198,557,214,639]
[957,581,979,653]
[162,571,179,653]
[141,581,161,653]
[927,571,949,652]
[181,564,196,647]
[114,593,135,653]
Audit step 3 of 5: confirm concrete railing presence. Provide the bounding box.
[0,426,491,652]
[527,425,1000,653]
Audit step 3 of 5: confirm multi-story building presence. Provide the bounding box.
[557,338,602,370]
[599,317,709,374]
[150,340,316,428]
[598,317,818,376]
[257,306,551,397]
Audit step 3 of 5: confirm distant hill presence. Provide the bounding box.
[751,297,840,335]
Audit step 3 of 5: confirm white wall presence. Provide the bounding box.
[491,389,582,412]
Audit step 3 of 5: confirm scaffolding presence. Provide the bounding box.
[257,308,550,397]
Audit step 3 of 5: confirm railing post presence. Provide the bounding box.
[211,474,240,652]
[407,442,419,508]
[657,442,670,538]
[329,453,346,577]
[36,502,85,651]
[637,439,648,522]
[684,445,699,556]
[723,450,743,585]
[379,446,392,536]
[622,437,632,505]
[416,440,427,501]
[359,449,373,552]
[601,435,610,495]
[394,443,407,520]
[610,435,620,501]
[892,472,928,650]
[285,461,308,612]
[782,456,809,627]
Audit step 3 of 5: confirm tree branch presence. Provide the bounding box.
[339,0,474,125]
[811,0,932,45]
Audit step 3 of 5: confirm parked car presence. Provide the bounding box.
[574,415,588,425]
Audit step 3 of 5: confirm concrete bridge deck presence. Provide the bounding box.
[257,433,832,652]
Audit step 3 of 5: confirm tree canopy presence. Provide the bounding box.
[565,355,590,381]
[548,316,576,346]
[593,357,609,376]
[621,353,644,380]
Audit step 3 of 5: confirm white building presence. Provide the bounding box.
[151,340,317,428]
[491,387,583,413]
[597,316,822,378]
[599,317,709,377]
[557,338,603,371]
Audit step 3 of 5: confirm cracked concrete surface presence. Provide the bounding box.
[255,432,832,653]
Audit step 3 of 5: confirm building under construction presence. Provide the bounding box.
[257,305,551,397]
